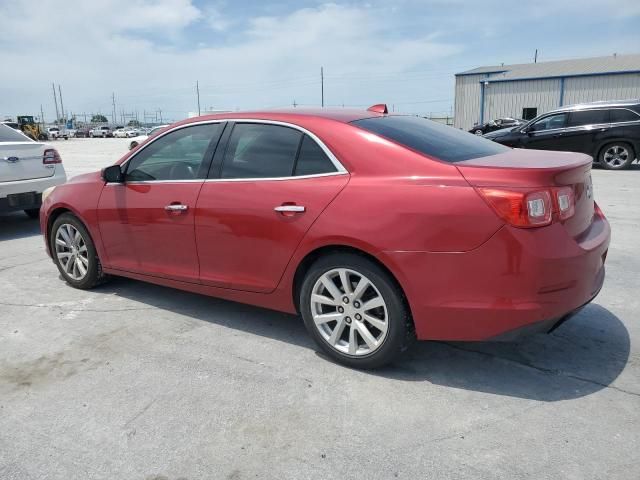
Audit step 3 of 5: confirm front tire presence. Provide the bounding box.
[474,129,484,135]
[599,142,635,170]
[50,213,106,289]
[299,253,413,369]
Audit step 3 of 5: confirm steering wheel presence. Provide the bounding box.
[169,163,195,180]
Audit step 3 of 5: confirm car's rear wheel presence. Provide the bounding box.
[299,253,413,369]
[130,141,138,150]
[24,208,40,219]
[50,213,106,289]
[474,129,483,135]
[600,142,635,170]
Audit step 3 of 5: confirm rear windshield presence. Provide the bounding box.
[352,115,509,162]
[0,124,32,142]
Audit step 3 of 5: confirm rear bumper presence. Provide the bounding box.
[384,207,610,341]
[0,170,66,213]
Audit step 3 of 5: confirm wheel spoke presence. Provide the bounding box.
[64,256,74,273]
[311,293,338,306]
[55,238,68,247]
[58,228,72,246]
[329,318,346,346]
[363,313,387,333]
[57,252,72,259]
[76,257,87,276]
[320,276,342,302]
[78,255,89,267]
[78,244,87,253]
[338,269,352,294]
[355,321,378,349]
[313,312,342,325]
[74,230,82,244]
[352,277,370,300]
[362,296,384,311]
[348,325,358,354]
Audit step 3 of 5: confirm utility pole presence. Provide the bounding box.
[40,105,45,129]
[111,92,117,125]
[58,85,66,124]
[320,67,324,107]
[534,49,538,63]
[158,109,163,123]
[196,81,201,116]
[52,83,60,126]
[292,99,297,108]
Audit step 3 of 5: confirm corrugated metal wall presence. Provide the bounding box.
[453,74,483,129]
[563,73,640,104]
[453,72,640,131]
[484,79,561,124]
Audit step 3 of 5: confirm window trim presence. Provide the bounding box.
[115,119,348,185]
[609,107,640,125]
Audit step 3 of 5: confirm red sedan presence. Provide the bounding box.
[40,105,610,368]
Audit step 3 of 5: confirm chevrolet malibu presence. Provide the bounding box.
[40,105,610,368]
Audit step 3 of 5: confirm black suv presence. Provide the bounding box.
[483,100,640,170]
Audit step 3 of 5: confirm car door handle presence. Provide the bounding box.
[274,205,305,213]
[165,204,188,212]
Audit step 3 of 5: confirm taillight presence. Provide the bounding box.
[43,148,62,164]
[555,186,575,220]
[477,188,554,228]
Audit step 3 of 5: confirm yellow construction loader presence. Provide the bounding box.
[17,116,48,140]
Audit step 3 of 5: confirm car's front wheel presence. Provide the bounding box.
[599,142,635,170]
[474,129,484,135]
[50,213,106,289]
[299,253,413,369]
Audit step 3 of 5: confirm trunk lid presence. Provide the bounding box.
[456,148,594,238]
[0,142,53,182]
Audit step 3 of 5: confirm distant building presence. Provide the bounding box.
[454,53,640,130]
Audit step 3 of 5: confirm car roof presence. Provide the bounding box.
[550,99,640,114]
[177,107,385,127]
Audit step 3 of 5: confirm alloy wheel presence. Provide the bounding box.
[603,145,630,168]
[310,268,389,356]
[54,224,89,281]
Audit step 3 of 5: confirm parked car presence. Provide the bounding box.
[469,117,526,135]
[40,107,609,368]
[74,127,90,138]
[128,124,168,149]
[47,127,69,140]
[114,127,141,138]
[0,123,66,218]
[483,99,640,170]
[89,126,113,138]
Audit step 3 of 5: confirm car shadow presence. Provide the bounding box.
[0,212,41,241]
[94,277,629,402]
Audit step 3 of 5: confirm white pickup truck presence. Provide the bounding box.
[89,126,113,138]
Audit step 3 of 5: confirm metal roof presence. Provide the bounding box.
[456,53,640,81]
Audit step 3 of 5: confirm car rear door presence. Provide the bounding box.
[195,121,349,292]
[97,122,224,282]
[561,109,610,155]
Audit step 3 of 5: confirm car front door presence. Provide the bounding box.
[519,113,569,150]
[97,122,224,282]
[195,122,349,292]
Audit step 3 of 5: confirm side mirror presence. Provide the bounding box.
[102,164,124,183]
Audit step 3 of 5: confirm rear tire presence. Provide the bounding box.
[599,142,635,170]
[50,213,107,289]
[24,208,40,219]
[299,252,413,369]
[474,129,484,135]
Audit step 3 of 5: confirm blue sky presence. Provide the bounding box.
[1,0,639,122]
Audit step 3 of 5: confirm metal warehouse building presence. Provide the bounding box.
[454,53,640,131]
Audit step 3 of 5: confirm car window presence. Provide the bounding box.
[294,135,337,176]
[125,123,222,181]
[567,109,609,127]
[530,113,568,132]
[352,115,509,163]
[610,109,640,123]
[0,123,31,142]
[221,123,302,179]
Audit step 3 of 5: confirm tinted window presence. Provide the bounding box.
[351,115,508,163]
[221,124,302,179]
[567,109,609,127]
[530,113,568,132]
[125,123,221,181]
[0,124,31,142]
[610,109,640,123]
[294,135,337,176]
